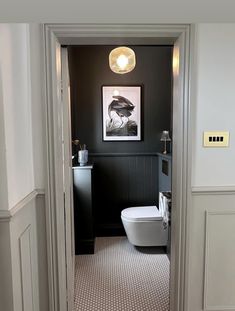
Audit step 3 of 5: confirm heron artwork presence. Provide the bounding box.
[106,95,137,137]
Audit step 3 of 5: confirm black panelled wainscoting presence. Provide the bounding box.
[68,45,173,237]
[89,153,159,236]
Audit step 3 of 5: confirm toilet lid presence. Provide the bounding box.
[121,206,162,221]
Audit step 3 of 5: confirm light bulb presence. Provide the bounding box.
[116,54,129,70]
[113,89,119,96]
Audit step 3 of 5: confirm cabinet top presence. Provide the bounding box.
[157,152,172,160]
[72,164,93,170]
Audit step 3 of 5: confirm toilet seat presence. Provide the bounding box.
[121,206,162,221]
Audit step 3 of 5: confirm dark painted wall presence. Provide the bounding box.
[68,45,172,235]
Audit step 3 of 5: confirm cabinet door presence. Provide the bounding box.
[73,168,94,254]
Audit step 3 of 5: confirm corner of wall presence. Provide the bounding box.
[0,29,9,210]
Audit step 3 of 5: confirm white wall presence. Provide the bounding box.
[192,23,235,187]
[0,62,9,210]
[29,24,46,190]
[0,24,35,209]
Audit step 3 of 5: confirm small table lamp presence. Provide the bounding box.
[160,130,171,154]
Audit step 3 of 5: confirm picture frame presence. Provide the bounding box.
[102,85,142,141]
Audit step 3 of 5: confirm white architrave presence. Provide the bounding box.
[44,23,192,311]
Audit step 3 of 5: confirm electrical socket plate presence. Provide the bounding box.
[203,131,229,147]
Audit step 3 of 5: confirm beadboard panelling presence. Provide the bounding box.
[19,225,34,311]
[89,154,159,235]
[204,211,235,311]
[187,192,235,311]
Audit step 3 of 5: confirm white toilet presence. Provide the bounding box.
[121,205,168,247]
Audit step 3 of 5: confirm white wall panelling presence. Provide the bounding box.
[0,190,48,311]
[35,191,49,311]
[10,192,39,311]
[0,221,14,311]
[19,225,34,311]
[204,211,235,311]
[187,191,235,311]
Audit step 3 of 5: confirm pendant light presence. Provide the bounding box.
[109,46,136,74]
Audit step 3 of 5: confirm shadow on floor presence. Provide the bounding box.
[134,245,166,254]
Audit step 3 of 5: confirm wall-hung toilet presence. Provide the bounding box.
[121,205,168,247]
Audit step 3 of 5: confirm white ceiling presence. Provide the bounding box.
[1,0,235,22]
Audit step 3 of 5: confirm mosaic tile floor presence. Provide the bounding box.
[74,237,170,311]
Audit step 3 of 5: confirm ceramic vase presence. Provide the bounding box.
[78,150,88,166]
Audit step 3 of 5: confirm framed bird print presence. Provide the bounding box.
[102,85,142,141]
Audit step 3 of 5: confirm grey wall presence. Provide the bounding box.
[68,45,172,153]
[68,45,172,235]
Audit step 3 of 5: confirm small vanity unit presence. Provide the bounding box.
[73,164,94,254]
[158,153,172,258]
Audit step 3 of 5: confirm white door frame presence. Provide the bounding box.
[44,23,192,311]
[61,47,75,311]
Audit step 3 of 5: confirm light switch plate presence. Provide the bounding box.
[203,131,229,147]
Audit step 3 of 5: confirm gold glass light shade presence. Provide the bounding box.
[109,46,136,74]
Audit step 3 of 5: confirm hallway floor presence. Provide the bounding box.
[74,236,170,311]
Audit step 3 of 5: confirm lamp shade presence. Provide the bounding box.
[160,130,171,141]
[109,46,136,74]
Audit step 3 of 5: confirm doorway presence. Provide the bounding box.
[69,43,172,310]
[44,24,191,311]
[69,44,172,243]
